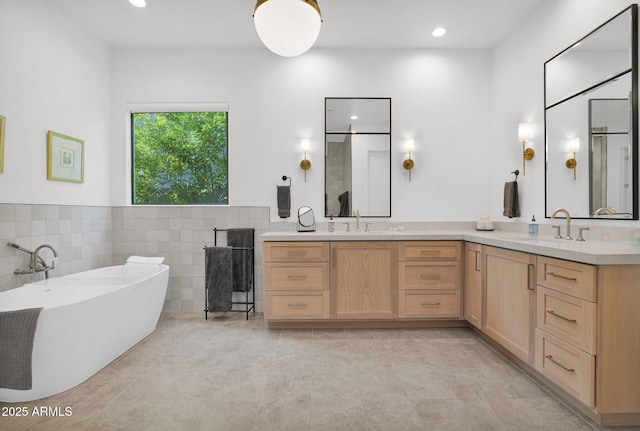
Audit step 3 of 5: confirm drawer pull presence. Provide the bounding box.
[421,302,441,307]
[420,274,440,280]
[287,275,308,280]
[547,310,577,323]
[420,250,440,255]
[287,251,307,256]
[547,271,577,282]
[545,355,575,373]
[287,303,308,309]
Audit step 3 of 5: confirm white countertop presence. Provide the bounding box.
[261,229,640,265]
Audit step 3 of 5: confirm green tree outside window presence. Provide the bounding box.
[132,112,228,205]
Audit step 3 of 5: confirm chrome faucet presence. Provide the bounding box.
[354,210,361,232]
[551,208,572,240]
[32,244,58,278]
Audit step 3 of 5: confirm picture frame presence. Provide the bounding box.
[0,115,5,174]
[47,130,84,183]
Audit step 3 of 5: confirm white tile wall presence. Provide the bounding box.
[0,203,271,314]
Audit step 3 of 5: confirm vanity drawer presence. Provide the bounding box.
[399,262,461,290]
[537,287,596,354]
[537,257,597,302]
[264,242,330,262]
[535,329,595,408]
[399,241,461,261]
[264,291,331,320]
[264,263,329,291]
[398,289,461,319]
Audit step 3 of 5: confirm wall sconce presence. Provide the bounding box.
[300,138,311,182]
[403,137,415,181]
[518,123,534,175]
[566,137,579,180]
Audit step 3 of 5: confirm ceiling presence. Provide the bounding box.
[53,0,545,50]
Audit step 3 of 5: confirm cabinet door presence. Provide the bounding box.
[484,246,536,365]
[463,242,483,329]
[331,241,397,320]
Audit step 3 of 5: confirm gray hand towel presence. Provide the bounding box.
[227,229,254,293]
[0,307,43,390]
[503,181,521,218]
[205,247,233,312]
[277,185,291,218]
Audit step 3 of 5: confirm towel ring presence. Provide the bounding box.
[511,169,520,182]
[281,175,291,186]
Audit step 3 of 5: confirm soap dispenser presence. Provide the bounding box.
[528,215,539,237]
[328,215,335,232]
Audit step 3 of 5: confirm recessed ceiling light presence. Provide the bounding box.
[129,0,146,7]
[432,27,447,38]
[350,115,358,120]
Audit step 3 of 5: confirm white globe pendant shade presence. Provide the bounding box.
[254,0,322,57]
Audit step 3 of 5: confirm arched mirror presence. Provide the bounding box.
[325,98,391,218]
[544,5,638,219]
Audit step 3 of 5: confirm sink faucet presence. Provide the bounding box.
[32,244,58,279]
[551,208,572,240]
[594,207,615,216]
[354,210,361,232]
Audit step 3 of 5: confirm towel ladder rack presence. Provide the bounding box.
[204,228,255,320]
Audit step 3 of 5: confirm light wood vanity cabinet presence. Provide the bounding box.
[264,242,331,320]
[463,242,482,329]
[398,241,462,319]
[264,240,463,322]
[483,246,536,365]
[534,256,640,425]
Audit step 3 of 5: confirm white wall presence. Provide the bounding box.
[491,0,639,225]
[0,1,112,206]
[111,48,493,222]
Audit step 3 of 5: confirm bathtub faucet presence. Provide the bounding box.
[32,244,58,278]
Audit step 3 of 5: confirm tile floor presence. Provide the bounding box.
[2,312,639,431]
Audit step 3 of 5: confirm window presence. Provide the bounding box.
[131,111,228,205]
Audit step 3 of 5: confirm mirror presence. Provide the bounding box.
[325,98,391,218]
[297,206,316,232]
[544,5,638,219]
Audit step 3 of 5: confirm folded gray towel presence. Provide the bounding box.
[277,185,290,218]
[0,307,43,390]
[205,247,233,312]
[227,229,254,293]
[503,181,521,218]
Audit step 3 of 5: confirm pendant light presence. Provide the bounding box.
[253,0,322,57]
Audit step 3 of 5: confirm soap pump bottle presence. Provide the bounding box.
[528,215,539,237]
[328,215,335,232]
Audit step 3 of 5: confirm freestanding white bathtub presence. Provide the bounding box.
[0,262,169,402]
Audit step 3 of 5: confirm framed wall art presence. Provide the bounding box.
[47,130,84,183]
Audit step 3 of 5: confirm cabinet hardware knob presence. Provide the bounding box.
[547,310,577,323]
[547,271,577,281]
[545,355,575,372]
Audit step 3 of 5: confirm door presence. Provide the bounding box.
[463,242,482,329]
[331,241,397,320]
[484,246,536,364]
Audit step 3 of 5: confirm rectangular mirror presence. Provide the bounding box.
[544,5,638,220]
[325,98,391,218]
